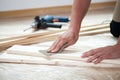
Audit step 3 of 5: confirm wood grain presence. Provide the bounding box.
[0,23,109,51]
[3,45,120,68]
[0,23,109,42]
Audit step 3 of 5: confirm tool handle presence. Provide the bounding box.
[57,17,69,22]
[46,23,62,28]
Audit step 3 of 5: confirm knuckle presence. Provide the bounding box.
[99,56,105,60]
[90,49,96,53]
[94,53,100,58]
[59,36,67,41]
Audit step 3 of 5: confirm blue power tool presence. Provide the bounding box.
[24,15,69,31]
[42,15,69,23]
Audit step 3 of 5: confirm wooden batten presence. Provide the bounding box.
[0,23,109,52]
[3,45,120,67]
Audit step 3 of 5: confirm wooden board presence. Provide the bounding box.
[0,45,119,68]
[0,23,109,42]
[0,23,109,51]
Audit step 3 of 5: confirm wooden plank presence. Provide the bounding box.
[0,23,109,43]
[6,45,83,61]
[0,23,109,51]
[0,23,109,42]
[3,45,120,68]
[0,56,120,68]
[0,28,109,51]
[1,27,109,49]
[80,28,110,36]
[0,29,65,42]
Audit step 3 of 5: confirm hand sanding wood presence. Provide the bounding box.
[5,45,120,67]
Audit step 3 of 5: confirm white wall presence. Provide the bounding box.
[0,0,115,11]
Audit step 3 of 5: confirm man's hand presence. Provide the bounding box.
[81,44,120,64]
[48,30,79,53]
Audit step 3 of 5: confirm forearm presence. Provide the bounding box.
[69,0,91,33]
[116,37,120,47]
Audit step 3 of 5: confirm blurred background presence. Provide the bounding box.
[0,0,115,11]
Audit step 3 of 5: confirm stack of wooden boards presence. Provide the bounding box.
[1,23,120,68]
[0,44,119,68]
[0,23,110,51]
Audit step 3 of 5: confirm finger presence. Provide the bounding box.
[81,49,97,58]
[47,37,61,52]
[51,41,69,53]
[86,52,102,63]
[94,55,106,64]
[81,47,103,58]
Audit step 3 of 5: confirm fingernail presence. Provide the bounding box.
[52,49,58,53]
[48,46,54,52]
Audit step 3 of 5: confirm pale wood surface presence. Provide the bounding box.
[0,23,109,42]
[0,33,120,80]
[5,45,120,67]
[0,23,109,51]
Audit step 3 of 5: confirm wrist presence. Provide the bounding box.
[68,23,81,34]
[68,26,80,35]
